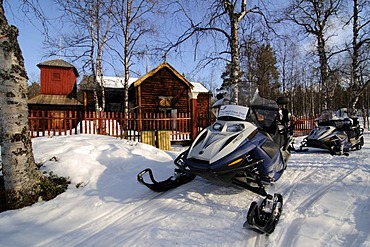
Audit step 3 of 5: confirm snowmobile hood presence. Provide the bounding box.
[307,126,346,141]
[186,120,258,164]
[307,126,336,140]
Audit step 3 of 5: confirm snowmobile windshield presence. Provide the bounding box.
[249,94,279,129]
[316,111,336,124]
[218,105,249,121]
[317,110,353,129]
[250,107,278,129]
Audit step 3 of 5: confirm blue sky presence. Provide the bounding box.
[3,0,224,90]
[7,0,349,92]
[4,1,47,82]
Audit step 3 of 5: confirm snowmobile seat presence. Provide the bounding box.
[333,118,352,131]
[318,120,334,127]
[280,108,289,126]
[345,119,361,139]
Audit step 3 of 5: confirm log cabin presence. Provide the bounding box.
[79,62,213,118]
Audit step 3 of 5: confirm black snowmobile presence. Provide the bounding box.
[137,91,294,234]
[299,109,364,155]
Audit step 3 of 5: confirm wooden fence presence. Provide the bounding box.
[293,117,316,136]
[28,110,213,142]
[28,110,316,142]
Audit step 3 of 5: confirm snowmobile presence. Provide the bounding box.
[137,91,294,234]
[299,109,364,155]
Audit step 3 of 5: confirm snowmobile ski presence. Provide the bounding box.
[244,193,283,234]
[137,168,196,192]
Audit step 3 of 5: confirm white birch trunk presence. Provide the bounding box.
[0,3,42,207]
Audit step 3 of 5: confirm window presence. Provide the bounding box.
[159,96,173,107]
[52,73,61,80]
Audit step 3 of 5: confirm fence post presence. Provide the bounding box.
[189,92,199,141]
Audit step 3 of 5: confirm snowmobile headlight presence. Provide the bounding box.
[226,124,244,132]
[213,123,223,131]
[227,157,243,167]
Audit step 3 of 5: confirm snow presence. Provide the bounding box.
[98,76,138,89]
[98,76,209,93]
[0,132,369,247]
[190,81,210,93]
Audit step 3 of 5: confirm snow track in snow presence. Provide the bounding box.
[1,133,370,247]
[39,146,370,247]
[35,191,167,246]
[273,139,370,247]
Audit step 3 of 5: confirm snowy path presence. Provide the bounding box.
[273,142,370,247]
[0,133,369,246]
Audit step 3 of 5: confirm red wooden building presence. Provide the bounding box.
[28,59,83,111]
[28,59,83,130]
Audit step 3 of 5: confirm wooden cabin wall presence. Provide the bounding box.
[83,91,96,111]
[138,67,190,114]
[40,67,76,95]
[197,93,213,115]
[28,104,83,111]
[83,89,125,112]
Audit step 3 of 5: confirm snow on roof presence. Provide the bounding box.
[100,76,210,93]
[99,76,138,89]
[190,81,210,93]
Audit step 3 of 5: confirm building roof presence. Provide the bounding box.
[79,75,209,93]
[79,75,138,90]
[28,94,82,105]
[132,62,193,89]
[190,81,211,93]
[37,59,79,77]
[99,76,138,89]
[78,63,210,93]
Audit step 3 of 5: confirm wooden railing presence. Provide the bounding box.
[293,117,316,136]
[28,110,316,141]
[28,110,214,142]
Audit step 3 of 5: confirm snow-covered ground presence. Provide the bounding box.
[0,132,369,247]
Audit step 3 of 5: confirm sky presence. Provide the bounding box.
[3,0,224,89]
[4,1,48,82]
[0,130,369,246]
[3,0,355,93]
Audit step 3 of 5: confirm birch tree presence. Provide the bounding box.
[89,0,113,115]
[0,0,62,210]
[347,0,370,114]
[168,0,261,105]
[111,0,158,113]
[222,0,247,104]
[285,0,344,110]
[46,0,114,119]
